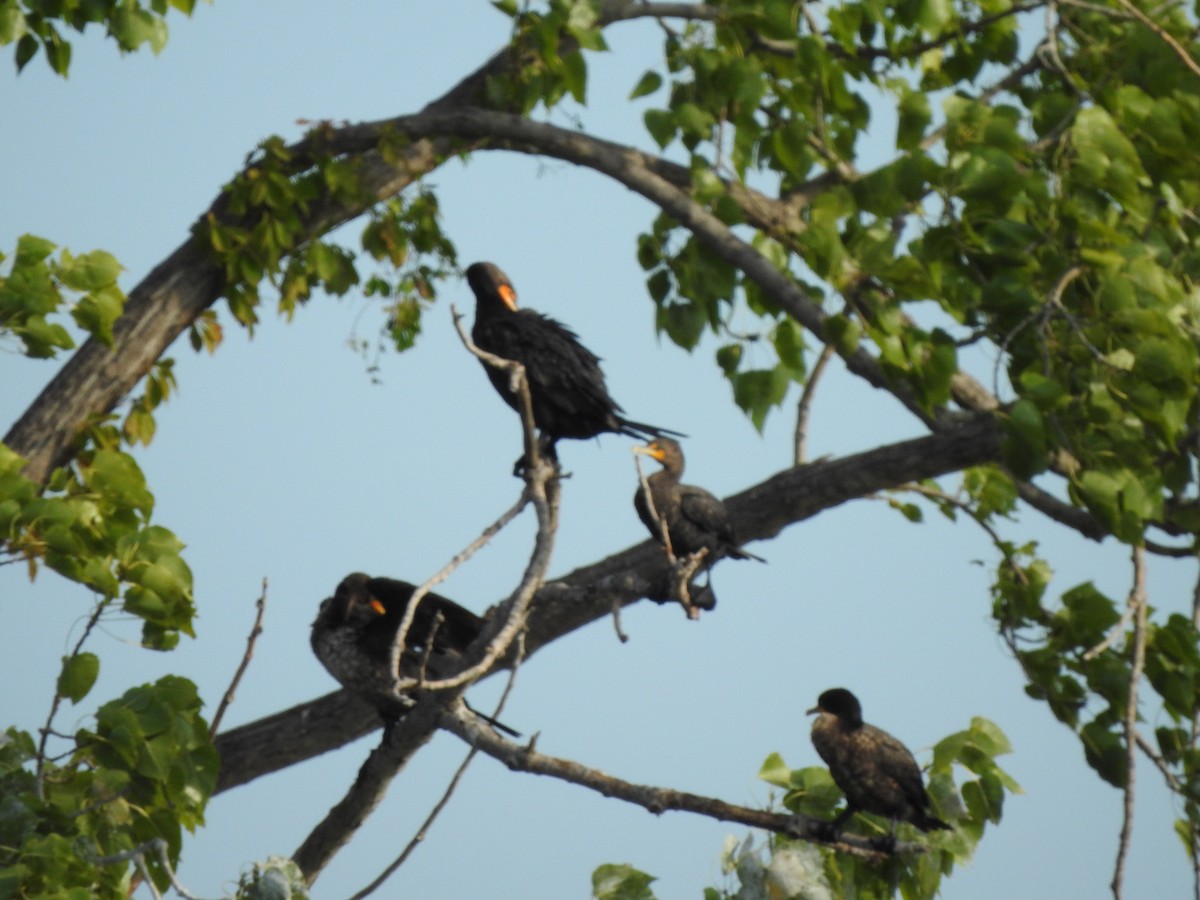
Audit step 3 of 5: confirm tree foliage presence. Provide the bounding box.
[3,0,1200,896]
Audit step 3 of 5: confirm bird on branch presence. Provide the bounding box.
[310,573,518,736]
[808,687,951,850]
[466,261,683,466]
[633,436,765,566]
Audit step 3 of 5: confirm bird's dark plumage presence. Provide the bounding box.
[633,437,764,563]
[311,573,517,735]
[467,262,681,455]
[809,688,950,839]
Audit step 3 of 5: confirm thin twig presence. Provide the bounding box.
[410,308,559,692]
[611,595,629,643]
[1134,731,1183,793]
[794,343,836,465]
[634,452,676,558]
[439,705,926,860]
[389,489,531,691]
[92,838,202,900]
[1110,0,1200,78]
[350,637,528,900]
[1083,602,1138,661]
[209,578,268,738]
[292,305,559,886]
[633,450,709,619]
[1112,545,1148,900]
[36,595,111,800]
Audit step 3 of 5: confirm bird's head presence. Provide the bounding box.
[466,261,519,313]
[807,687,863,725]
[632,437,685,474]
[322,572,388,628]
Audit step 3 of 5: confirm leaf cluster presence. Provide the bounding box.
[486,0,607,114]
[0,236,126,358]
[0,677,216,896]
[195,134,461,361]
[0,442,194,648]
[0,0,198,75]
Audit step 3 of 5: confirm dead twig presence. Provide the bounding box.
[389,488,531,692]
[36,595,112,800]
[93,838,202,900]
[439,704,924,860]
[1112,545,1148,900]
[350,636,528,900]
[633,450,710,619]
[209,578,268,738]
[794,343,836,465]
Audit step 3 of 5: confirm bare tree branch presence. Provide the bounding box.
[1112,545,1148,900]
[293,311,558,884]
[794,343,836,465]
[93,838,202,900]
[349,636,527,900]
[1109,0,1200,78]
[292,701,442,884]
[209,579,267,738]
[438,705,927,860]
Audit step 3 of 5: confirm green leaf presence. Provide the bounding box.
[57,653,99,704]
[629,70,662,100]
[57,249,122,292]
[1001,400,1048,479]
[897,88,931,150]
[0,6,27,45]
[643,109,675,149]
[72,285,126,346]
[592,863,656,900]
[758,751,792,789]
[562,49,587,103]
[85,450,154,518]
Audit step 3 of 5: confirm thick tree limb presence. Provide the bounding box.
[213,415,1003,793]
[292,701,443,883]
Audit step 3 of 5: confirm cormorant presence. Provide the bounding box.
[467,261,682,460]
[311,573,517,735]
[632,437,764,564]
[808,687,950,844]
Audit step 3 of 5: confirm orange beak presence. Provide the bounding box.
[498,283,518,312]
[368,597,387,616]
[632,443,665,462]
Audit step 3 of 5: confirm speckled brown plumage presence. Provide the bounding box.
[633,437,764,564]
[809,687,950,839]
[311,573,517,735]
[467,262,681,458]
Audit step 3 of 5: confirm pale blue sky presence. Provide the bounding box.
[2,2,1193,898]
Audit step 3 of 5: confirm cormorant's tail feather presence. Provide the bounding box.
[914,812,952,832]
[464,699,521,738]
[729,547,767,563]
[616,417,687,441]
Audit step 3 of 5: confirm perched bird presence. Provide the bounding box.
[632,437,764,564]
[311,573,517,735]
[808,688,950,844]
[466,261,682,461]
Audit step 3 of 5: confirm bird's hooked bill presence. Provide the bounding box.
[498,283,518,311]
